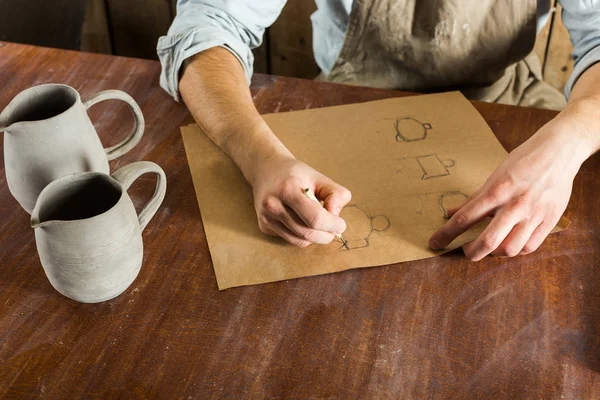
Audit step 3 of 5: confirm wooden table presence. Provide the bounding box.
[0,42,599,399]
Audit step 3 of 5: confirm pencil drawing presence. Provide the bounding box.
[339,204,391,250]
[437,191,469,218]
[394,117,432,142]
[417,154,456,180]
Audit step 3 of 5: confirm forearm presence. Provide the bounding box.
[554,63,600,161]
[179,47,293,184]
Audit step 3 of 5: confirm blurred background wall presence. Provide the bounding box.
[0,0,574,92]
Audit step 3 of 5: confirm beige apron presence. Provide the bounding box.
[324,0,566,110]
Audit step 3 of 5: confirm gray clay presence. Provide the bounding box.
[30,161,166,303]
[0,84,145,213]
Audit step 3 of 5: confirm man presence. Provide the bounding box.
[158,1,600,261]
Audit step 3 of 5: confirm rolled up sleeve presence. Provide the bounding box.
[158,0,286,101]
[560,0,600,98]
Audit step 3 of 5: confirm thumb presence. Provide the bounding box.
[318,178,352,217]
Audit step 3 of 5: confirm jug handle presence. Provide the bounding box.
[112,161,167,231]
[83,90,145,161]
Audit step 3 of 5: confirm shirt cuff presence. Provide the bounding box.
[157,27,254,102]
[564,45,600,99]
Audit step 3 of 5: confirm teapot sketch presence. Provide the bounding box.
[417,154,456,180]
[394,117,432,142]
[339,205,391,250]
[437,191,469,218]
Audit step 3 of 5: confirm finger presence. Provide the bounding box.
[261,226,278,237]
[318,179,352,216]
[445,197,471,219]
[445,188,484,218]
[463,209,523,261]
[259,197,334,244]
[490,216,541,257]
[520,216,560,255]
[257,205,286,238]
[266,218,312,248]
[278,206,335,245]
[282,187,347,234]
[429,194,497,250]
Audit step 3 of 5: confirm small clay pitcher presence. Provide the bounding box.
[0,83,145,213]
[30,161,166,303]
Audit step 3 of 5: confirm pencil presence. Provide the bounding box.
[302,188,350,250]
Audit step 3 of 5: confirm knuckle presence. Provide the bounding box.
[258,225,272,236]
[503,244,521,257]
[258,215,270,229]
[463,248,478,262]
[339,187,352,203]
[280,180,298,201]
[308,213,325,229]
[295,240,311,248]
[522,243,539,254]
[508,194,529,213]
[486,181,511,203]
[300,229,316,242]
[453,212,470,229]
[262,197,280,216]
[480,233,500,251]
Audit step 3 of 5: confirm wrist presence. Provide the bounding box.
[227,119,295,186]
[528,118,586,180]
[559,95,600,159]
[535,97,600,175]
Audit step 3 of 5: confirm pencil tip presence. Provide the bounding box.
[341,237,350,250]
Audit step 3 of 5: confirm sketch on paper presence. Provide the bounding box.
[180,92,534,289]
[417,154,456,180]
[394,117,432,142]
[437,191,469,218]
[339,205,391,250]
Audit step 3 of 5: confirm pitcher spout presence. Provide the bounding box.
[30,193,59,229]
[0,83,78,133]
[0,108,10,131]
[0,95,20,132]
[30,206,43,229]
[30,206,57,229]
[30,193,53,229]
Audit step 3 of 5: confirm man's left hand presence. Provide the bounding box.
[428,110,592,261]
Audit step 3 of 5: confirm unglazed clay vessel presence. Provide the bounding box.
[0,83,145,213]
[30,161,166,303]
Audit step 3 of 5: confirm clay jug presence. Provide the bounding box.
[0,83,145,213]
[30,161,166,303]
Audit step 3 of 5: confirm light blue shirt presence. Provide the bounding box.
[158,0,600,101]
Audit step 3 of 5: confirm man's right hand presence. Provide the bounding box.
[180,48,351,247]
[249,154,352,247]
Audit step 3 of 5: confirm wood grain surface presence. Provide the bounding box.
[0,41,599,399]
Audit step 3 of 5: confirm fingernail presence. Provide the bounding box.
[430,240,442,250]
[332,207,341,216]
